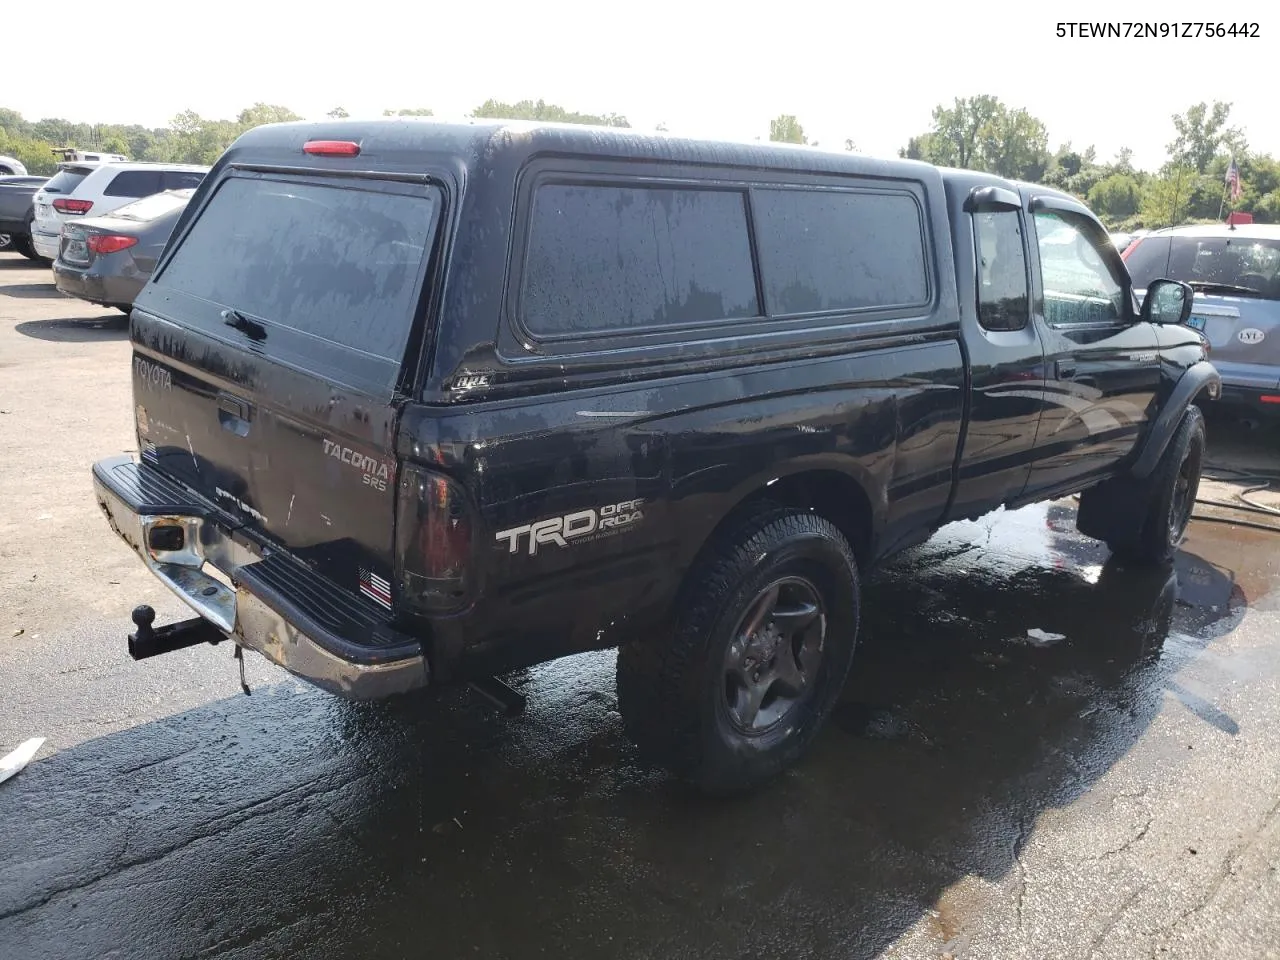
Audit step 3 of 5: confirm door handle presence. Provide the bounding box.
[217,394,249,421]
[1055,360,1077,380]
[217,394,251,437]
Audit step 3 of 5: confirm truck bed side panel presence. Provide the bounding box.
[398,336,964,675]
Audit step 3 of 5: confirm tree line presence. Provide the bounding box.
[0,99,627,174]
[774,97,1277,229]
[2,97,1274,229]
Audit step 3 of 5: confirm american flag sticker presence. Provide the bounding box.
[359,568,392,610]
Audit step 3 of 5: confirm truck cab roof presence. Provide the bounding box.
[220,116,944,182]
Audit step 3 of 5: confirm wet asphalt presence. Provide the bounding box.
[3,501,1279,959]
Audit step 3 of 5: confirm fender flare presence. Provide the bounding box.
[1130,361,1220,480]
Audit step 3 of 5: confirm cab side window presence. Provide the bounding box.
[974,209,1029,331]
[1032,210,1125,326]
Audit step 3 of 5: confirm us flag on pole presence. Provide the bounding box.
[359,568,392,610]
[1226,158,1242,201]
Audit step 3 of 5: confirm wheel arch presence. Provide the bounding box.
[1131,361,1220,480]
[676,460,883,583]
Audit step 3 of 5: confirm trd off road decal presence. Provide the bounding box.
[495,499,645,556]
[322,439,393,492]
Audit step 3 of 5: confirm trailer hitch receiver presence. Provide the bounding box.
[128,604,228,660]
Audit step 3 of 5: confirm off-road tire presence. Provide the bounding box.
[616,506,860,794]
[1077,405,1205,565]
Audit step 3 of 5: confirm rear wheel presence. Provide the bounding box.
[19,216,49,263]
[1077,405,1206,564]
[616,506,860,794]
[12,234,38,260]
[0,234,11,252]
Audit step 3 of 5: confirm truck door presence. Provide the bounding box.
[1021,195,1162,496]
[944,182,1048,522]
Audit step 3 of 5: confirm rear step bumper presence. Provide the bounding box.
[91,455,429,700]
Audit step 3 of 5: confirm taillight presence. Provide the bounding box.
[52,198,93,215]
[395,467,474,614]
[303,140,361,157]
[1120,237,1142,262]
[88,235,138,255]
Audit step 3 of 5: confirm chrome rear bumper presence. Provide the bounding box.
[92,455,428,700]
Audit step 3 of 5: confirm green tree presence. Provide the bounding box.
[768,114,807,144]
[1252,190,1280,223]
[0,108,29,136]
[327,107,350,119]
[901,96,1048,181]
[1139,165,1221,226]
[0,132,57,174]
[1167,101,1242,174]
[470,99,629,127]
[927,95,1003,168]
[979,107,1049,181]
[899,133,934,161]
[1088,173,1142,220]
[31,118,83,147]
[236,103,303,129]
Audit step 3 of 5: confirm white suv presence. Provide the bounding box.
[30,161,208,260]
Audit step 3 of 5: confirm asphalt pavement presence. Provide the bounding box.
[2,251,1279,960]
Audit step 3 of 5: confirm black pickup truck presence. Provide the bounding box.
[92,120,1218,793]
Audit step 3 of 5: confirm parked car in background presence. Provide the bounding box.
[1125,223,1280,411]
[30,162,208,260]
[0,175,48,259]
[53,189,195,314]
[50,148,128,164]
[0,155,28,175]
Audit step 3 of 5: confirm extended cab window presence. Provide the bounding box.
[974,209,1029,331]
[752,188,928,316]
[521,183,759,337]
[1033,211,1125,325]
[153,177,437,364]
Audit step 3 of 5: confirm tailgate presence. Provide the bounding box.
[130,173,442,608]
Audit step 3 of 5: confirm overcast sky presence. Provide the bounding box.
[8,0,1276,172]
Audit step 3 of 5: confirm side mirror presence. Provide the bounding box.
[1140,278,1194,325]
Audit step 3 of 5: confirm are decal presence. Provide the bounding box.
[1237,328,1265,345]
